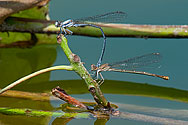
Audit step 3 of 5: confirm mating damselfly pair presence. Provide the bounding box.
[55,12,169,84]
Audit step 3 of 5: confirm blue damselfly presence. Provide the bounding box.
[55,11,126,67]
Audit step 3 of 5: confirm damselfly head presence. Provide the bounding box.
[55,21,61,27]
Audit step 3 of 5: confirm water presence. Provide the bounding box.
[0,0,188,124]
[50,0,188,90]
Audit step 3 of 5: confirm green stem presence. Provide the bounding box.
[0,107,90,118]
[0,65,73,94]
[59,36,108,106]
[69,23,188,38]
[1,17,188,39]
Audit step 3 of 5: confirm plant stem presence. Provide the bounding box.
[58,35,108,107]
[0,107,90,118]
[1,17,188,39]
[52,86,88,109]
[0,65,73,94]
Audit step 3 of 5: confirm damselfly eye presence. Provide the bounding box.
[55,21,60,27]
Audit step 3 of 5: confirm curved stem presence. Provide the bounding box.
[0,65,73,94]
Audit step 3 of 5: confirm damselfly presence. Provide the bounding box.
[91,53,169,85]
[55,11,126,67]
